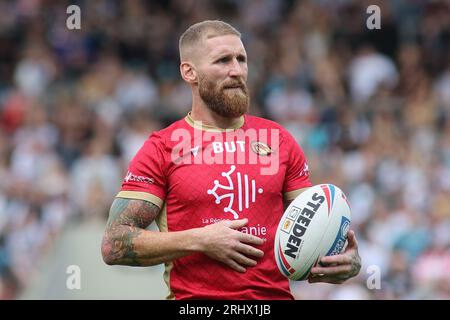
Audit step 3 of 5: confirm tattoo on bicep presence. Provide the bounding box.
[107,198,159,228]
[103,198,160,265]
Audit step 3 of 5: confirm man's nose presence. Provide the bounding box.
[228,58,245,78]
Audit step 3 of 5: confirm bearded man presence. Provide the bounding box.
[101,20,361,300]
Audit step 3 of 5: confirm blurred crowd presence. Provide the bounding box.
[0,0,449,299]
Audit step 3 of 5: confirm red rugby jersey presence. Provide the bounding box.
[117,113,312,300]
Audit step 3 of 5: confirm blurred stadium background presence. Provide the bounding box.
[0,0,449,299]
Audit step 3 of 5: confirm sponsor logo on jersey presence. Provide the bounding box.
[299,163,309,177]
[207,165,263,219]
[190,146,200,157]
[250,141,272,156]
[170,127,280,175]
[123,171,154,184]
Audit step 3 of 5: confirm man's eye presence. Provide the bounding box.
[217,57,229,63]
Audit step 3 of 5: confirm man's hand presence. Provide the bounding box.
[199,218,265,273]
[308,230,361,284]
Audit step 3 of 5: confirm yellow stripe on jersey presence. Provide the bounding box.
[154,203,175,300]
[116,191,163,208]
[184,112,245,132]
[284,187,310,201]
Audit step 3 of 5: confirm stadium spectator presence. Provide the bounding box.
[0,0,449,299]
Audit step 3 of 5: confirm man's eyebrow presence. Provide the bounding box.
[211,51,247,60]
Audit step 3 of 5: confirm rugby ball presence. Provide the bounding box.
[274,184,351,281]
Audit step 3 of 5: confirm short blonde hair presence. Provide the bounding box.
[179,20,241,61]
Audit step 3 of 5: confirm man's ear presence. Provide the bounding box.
[180,62,197,84]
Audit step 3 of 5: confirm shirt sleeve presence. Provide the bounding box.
[282,130,312,200]
[116,133,167,208]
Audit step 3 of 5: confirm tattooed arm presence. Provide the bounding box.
[101,198,200,266]
[101,198,264,271]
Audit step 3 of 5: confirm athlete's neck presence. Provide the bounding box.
[190,106,243,130]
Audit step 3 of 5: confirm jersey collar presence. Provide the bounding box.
[184,112,245,132]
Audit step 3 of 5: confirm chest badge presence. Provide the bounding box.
[251,141,272,156]
[207,165,263,219]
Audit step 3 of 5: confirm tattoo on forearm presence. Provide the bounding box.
[102,198,160,266]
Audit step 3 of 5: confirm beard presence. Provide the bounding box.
[198,74,250,118]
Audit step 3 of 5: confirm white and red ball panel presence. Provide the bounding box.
[274,184,351,281]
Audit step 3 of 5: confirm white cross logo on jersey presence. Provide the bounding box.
[207,165,263,219]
